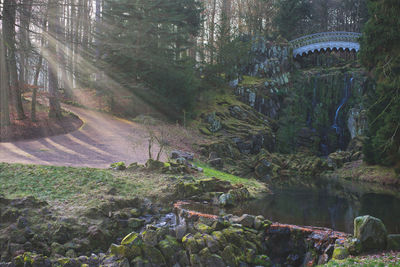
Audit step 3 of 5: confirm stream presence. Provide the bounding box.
[182,177,400,234]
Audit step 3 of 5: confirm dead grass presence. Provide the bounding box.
[330,160,400,186]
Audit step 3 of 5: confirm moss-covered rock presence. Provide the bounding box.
[121,232,142,247]
[332,246,349,260]
[387,234,400,251]
[354,215,387,251]
[198,177,232,192]
[222,227,246,249]
[127,218,145,230]
[195,223,213,234]
[145,159,165,171]
[175,181,202,198]
[109,243,139,260]
[142,244,166,266]
[158,235,182,265]
[182,234,202,254]
[142,229,158,246]
[110,162,126,170]
[189,253,202,267]
[212,231,228,248]
[221,244,239,266]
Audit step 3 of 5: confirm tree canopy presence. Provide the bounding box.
[360,0,400,167]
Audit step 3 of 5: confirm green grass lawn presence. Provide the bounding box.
[319,251,400,267]
[0,161,265,206]
[0,163,117,201]
[196,161,264,190]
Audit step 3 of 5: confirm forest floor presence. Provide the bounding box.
[0,98,82,142]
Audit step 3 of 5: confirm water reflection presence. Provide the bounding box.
[184,181,400,234]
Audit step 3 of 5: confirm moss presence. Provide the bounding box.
[239,76,265,86]
[158,235,181,264]
[56,258,72,265]
[332,246,349,260]
[254,254,272,267]
[142,244,166,265]
[182,234,202,254]
[199,126,212,135]
[145,159,165,171]
[222,227,246,248]
[196,223,213,234]
[129,208,141,217]
[221,244,239,266]
[121,232,142,246]
[212,231,227,248]
[110,161,126,170]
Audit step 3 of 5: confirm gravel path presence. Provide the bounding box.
[0,105,160,168]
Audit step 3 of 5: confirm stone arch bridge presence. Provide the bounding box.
[289,32,362,58]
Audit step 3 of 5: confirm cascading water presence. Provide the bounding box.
[332,75,353,149]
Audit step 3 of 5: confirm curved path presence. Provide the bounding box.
[0,105,160,168]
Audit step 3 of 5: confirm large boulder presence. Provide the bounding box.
[354,215,387,251]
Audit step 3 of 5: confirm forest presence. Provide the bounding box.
[0,0,399,266]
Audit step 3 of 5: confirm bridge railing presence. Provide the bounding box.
[289,32,362,48]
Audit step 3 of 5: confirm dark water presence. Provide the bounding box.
[184,180,400,234]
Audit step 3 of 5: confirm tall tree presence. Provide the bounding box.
[209,0,217,64]
[273,0,312,40]
[0,31,10,127]
[360,0,400,166]
[19,0,33,91]
[4,0,26,119]
[47,0,62,118]
[101,0,202,118]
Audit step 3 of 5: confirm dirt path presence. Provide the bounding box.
[0,105,160,168]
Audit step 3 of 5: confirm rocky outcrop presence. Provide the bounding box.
[347,107,367,139]
[0,196,164,263]
[253,150,330,181]
[173,177,252,207]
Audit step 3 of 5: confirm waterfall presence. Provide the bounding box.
[332,76,353,134]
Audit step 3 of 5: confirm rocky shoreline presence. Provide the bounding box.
[1,188,399,267]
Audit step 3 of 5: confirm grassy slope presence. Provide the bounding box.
[0,162,265,207]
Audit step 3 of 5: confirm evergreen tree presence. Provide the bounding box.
[100,0,202,119]
[360,0,400,167]
[273,0,312,40]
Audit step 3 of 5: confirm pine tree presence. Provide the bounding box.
[360,0,400,167]
[273,0,312,40]
[100,0,202,118]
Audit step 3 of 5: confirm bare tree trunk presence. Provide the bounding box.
[32,13,48,122]
[19,0,33,91]
[68,0,75,90]
[0,31,10,127]
[47,0,62,118]
[209,0,217,64]
[73,0,82,87]
[95,0,101,59]
[4,0,26,120]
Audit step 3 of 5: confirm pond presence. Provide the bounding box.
[184,177,400,234]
